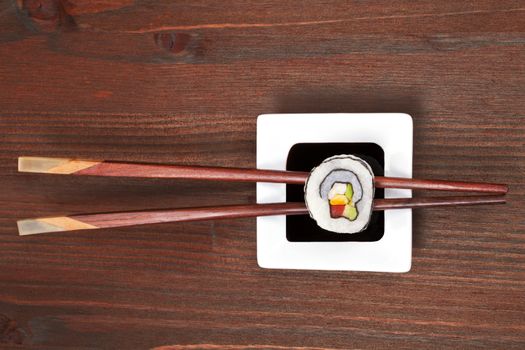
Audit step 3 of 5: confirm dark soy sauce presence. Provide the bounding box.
[286,143,385,242]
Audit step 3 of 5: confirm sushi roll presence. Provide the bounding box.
[304,155,375,233]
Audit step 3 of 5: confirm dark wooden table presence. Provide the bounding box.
[1,1,524,348]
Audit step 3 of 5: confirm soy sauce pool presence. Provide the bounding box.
[286,143,385,242]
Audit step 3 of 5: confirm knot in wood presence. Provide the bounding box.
[154,32,192,55]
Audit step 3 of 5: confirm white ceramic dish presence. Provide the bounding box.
[256,113,413,272]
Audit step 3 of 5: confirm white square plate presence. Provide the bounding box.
[256,113,413,272]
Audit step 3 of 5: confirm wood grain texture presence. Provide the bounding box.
[0,0,524,348]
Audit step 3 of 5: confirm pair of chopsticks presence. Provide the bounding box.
[16,157,508,235]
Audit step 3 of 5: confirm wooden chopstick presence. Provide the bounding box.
[372,195,506,210]
[18,157,509,194]
[17,203,308,235]
[374,177,508,194]
[18,156,309,183]
[17,195,505,235]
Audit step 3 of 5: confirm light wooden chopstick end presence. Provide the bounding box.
[17,217,98,236]
[17,218,63,236]
[18,156,101,174]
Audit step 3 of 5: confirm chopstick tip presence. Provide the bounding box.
[17,157,100,174]
[18,156,65,173]
[18,216,98,236]
[17,218,64,236]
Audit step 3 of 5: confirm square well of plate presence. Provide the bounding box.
[286,142,385,242]
[256,113,413,272]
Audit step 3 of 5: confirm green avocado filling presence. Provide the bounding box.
[343,184,358,221]
[343,204,358,221]
[345,183,353,200]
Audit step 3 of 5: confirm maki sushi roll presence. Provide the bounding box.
[304,155,375,234]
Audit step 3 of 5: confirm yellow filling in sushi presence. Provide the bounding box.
[329,194,349,205]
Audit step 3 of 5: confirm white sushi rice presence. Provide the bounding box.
[304,154,375,234]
